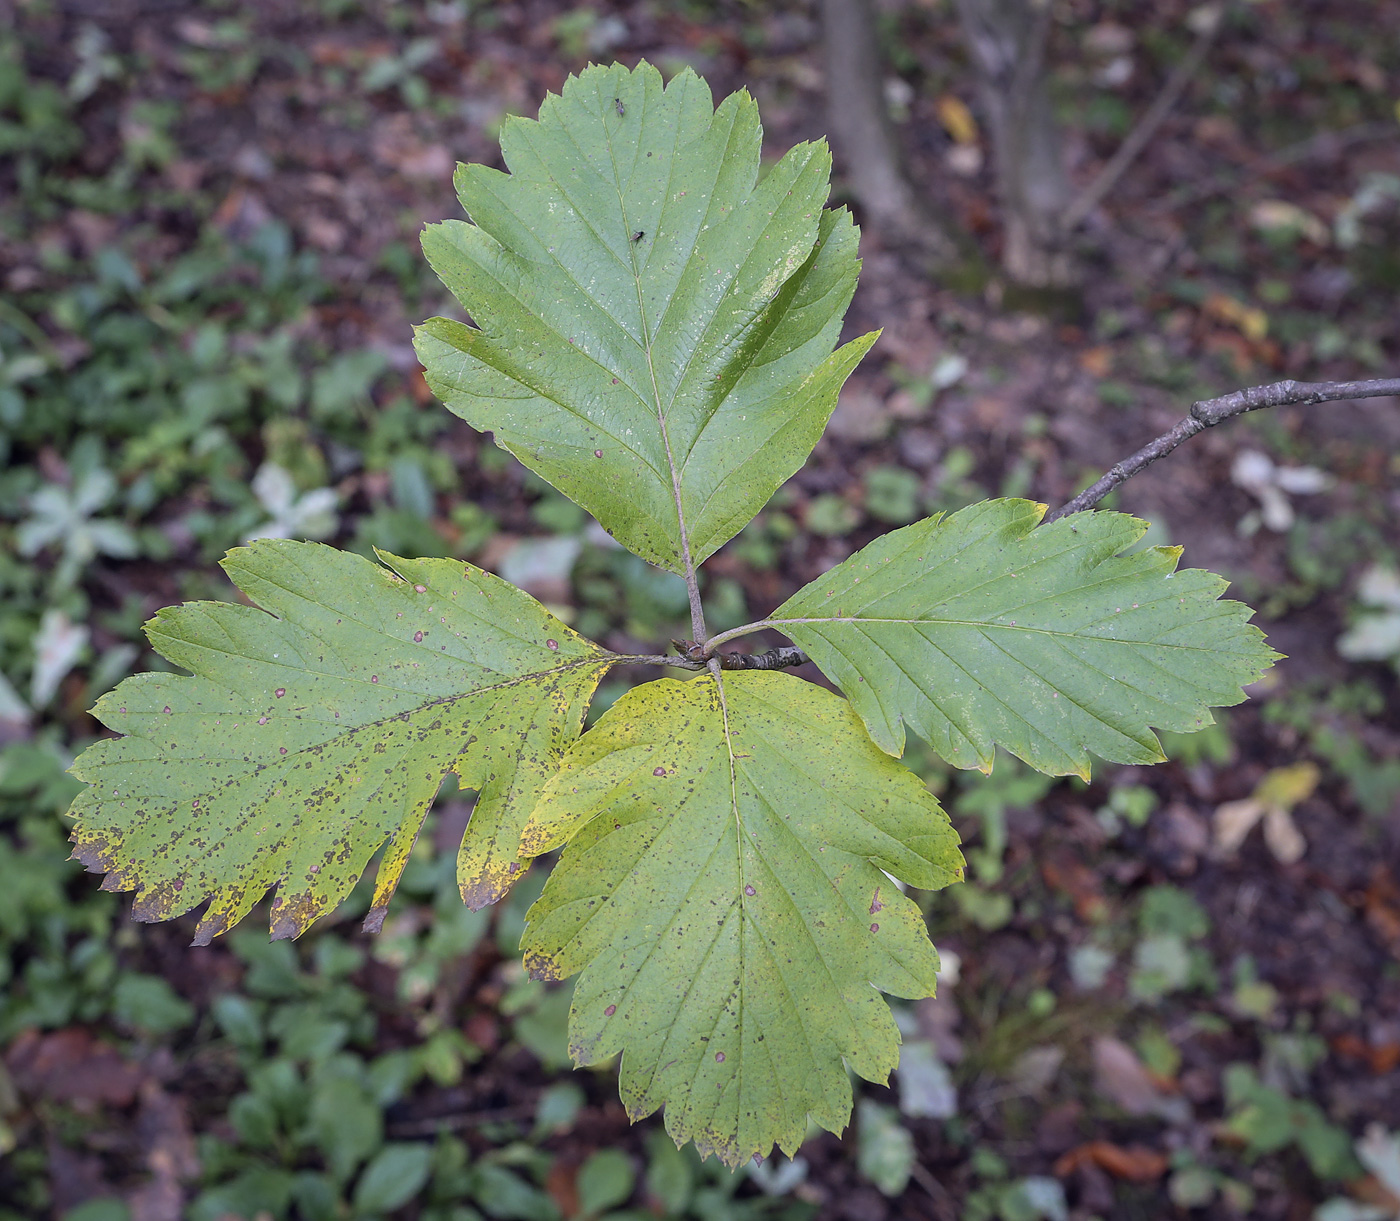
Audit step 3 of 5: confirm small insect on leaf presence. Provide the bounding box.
[630,230,644,243]
[614,96,625,116]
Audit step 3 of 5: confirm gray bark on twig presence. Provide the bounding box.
[1046,378,1400,521]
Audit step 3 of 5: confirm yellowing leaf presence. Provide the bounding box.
[1203,292,1269,341]
[935,94,979,145]
[519,670,962,1168]
[69,540,613,943]
[1255,761,1320,809]
[1250,200,1329,246]
[1214,762,1317,864]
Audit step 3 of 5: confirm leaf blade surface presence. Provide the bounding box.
[415,61,874,572]
[771,499,1279,776]
[69,540,611,943]
[519,670,962,1167]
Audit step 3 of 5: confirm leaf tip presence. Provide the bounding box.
[189,922,220,948]
[523,949,563,982]
[460,864,517,912]
[269,891,322,942]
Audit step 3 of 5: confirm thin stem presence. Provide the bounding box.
[682,558,707,646]
[701,619,777,655]
[614,644,812,672]
[1046,377,1400,522]
[1060,4,1222,234]
[613,653,706,669]
[718,646,810,671]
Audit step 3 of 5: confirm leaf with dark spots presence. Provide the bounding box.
[68,539,613,944]
[519,670,963,1168]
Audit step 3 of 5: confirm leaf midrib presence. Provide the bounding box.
[766,611,1240,654]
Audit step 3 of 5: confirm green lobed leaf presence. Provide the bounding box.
[68,540,612,944]
[770,499,1280,777]
[415,60,876,574]
[518,670,963,1168]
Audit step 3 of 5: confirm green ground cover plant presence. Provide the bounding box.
[65,62,1285,1169]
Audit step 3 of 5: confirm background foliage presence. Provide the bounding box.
[1,1,1398,1219]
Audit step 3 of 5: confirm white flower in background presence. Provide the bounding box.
[1230,449,1332,532]
[245,462,339,542]
[1337,565,1400,671]
[31,608,90,708]
[1315,1124,1400,1220]
[1334,173,1400,250]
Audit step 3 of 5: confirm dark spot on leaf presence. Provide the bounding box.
[275,688,285,698]
[605,1004,616,1016]
[524,950,562,982]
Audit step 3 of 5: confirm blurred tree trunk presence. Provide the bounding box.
[820,0,957,261]
[955,0,1078,287]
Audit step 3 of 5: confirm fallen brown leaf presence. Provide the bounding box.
[1331,1033,1400,1075]
[1091,1036,1186,1121]
[5,1028,145,1110]
[1041,852,1107,922]
[1053,1141,1168,1182]
[1364,867,1400,958]
[1077,345,1113,378]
